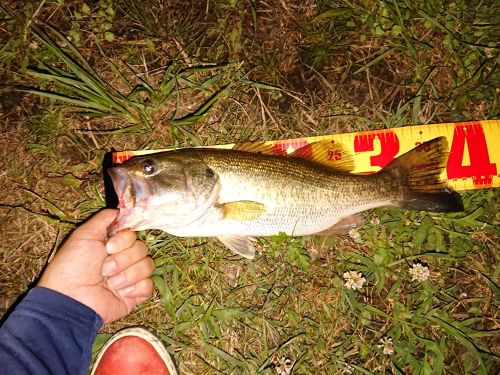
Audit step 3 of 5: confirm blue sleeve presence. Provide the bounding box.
[0,287,103,375]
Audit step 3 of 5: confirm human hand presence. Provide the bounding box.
[38,209,155,324]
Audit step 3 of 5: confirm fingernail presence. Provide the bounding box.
[118,284,136,297]
[107,273,125,289]
[101,259,117,276]
[105,240,116,254]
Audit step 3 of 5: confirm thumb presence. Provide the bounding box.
[72,209,119,242]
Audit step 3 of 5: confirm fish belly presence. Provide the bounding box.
[166,204,338,237]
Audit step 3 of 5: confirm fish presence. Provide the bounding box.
[107,137,463,259]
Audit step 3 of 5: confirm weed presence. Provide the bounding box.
[308,0,499,120]
[119,0,202,40]
[26,24,149,128]
[68,1,116,45]
[19,25,254,143]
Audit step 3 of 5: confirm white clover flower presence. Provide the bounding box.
[273,357,294,375]
[343,271,366,290]
[409,263,430,282]
[343,364,354,374]
[348,228,360,240]
[370,216,380,225]
[377,337,394,355]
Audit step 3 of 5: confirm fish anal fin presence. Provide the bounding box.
[218,236,256,259]
[220,201,266,221]
[290,140,354,173]
[315,214,364,236]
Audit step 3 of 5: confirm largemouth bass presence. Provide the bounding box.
[107,137,463,258]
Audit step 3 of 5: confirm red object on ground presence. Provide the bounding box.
[91,327,178,375]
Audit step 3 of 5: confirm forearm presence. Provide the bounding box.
[0,287,103,375]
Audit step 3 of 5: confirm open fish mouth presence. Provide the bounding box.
[107,166,137,209]
[107,165,146,236]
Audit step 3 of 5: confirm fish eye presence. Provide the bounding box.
[205,167,215,178]
[142,159,155,175]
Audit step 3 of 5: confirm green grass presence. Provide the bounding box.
[0,0,499,374]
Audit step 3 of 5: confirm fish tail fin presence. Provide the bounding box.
[384,137,464,213]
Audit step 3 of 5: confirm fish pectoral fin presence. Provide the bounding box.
[314,214,364,236]
[220,201,266,221]
[218,235,256,259]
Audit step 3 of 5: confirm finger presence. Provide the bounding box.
[122,292,154,317]
[101,240,148,276]
[107,256,155,290]
[105,230,137,254]
[117,277,154,298]
[72,209,118,241]
[130,294,152,309]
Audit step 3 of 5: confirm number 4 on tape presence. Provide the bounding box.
[447,122,497,187]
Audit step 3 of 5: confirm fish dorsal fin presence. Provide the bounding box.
[220,201,266,221]
[314,214,364,236]
[290,140,354,173]
[218,235,256,259]
[233,139,354,172]
[232,141,276,154]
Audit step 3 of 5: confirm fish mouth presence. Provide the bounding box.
[107,166,135,209]
[107,165,154,236]
[107,166,154,209]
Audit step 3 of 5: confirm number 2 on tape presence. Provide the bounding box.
[353,131,399,169]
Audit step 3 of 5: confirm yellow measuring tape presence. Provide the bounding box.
[112,120,499,191]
